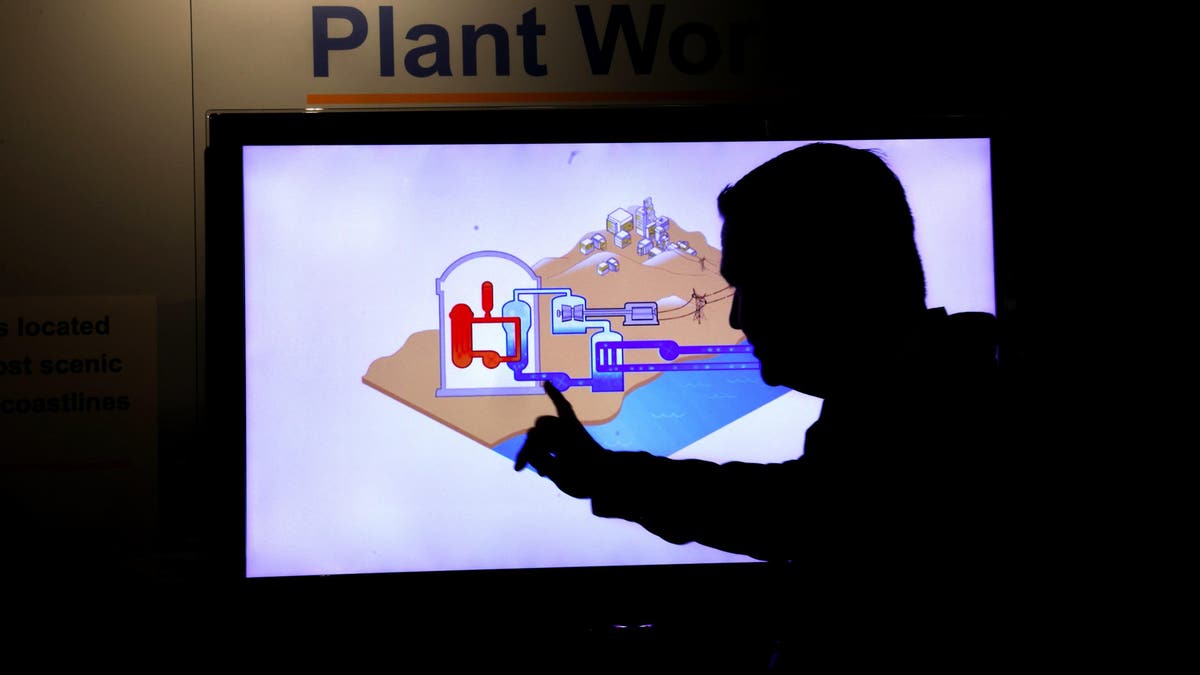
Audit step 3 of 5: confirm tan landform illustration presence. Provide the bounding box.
[363,223,747,448]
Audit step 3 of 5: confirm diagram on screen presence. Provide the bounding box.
[363,197,788,457]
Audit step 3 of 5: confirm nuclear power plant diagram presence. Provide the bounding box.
[430,197,759,398]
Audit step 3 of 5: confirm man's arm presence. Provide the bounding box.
[587,450,812,562]
[517,382,812,562]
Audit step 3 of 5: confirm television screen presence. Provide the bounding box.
[205,107,998,587]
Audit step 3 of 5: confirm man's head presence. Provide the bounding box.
[718,143,926,396]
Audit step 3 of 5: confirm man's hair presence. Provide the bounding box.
[719,142,927,313]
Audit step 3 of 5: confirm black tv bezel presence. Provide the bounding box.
[203,104,1012,631]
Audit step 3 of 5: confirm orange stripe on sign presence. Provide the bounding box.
[305,90,765,105]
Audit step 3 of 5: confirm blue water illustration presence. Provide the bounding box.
[493,352,791,461]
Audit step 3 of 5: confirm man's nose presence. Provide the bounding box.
[728,290,741,330]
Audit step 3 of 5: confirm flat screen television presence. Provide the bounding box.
[204,105,1008,636]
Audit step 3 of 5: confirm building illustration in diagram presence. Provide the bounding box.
[363,197,780,454]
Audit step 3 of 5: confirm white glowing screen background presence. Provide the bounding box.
[242,138,993,578]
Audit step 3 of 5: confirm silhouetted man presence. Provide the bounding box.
[516,143,1019,666]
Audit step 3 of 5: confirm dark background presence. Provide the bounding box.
[2,2,1110,667]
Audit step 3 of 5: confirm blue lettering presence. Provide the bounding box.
[312,6,369,77]
[574,4,664,75]
[668,21,721,75]
[317,5,746,80]
[516,8,548,77]
[379,6,395,77]
[405,24,452,77]
[462,24,510,77]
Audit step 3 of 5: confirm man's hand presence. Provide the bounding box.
[515,381,607,499]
